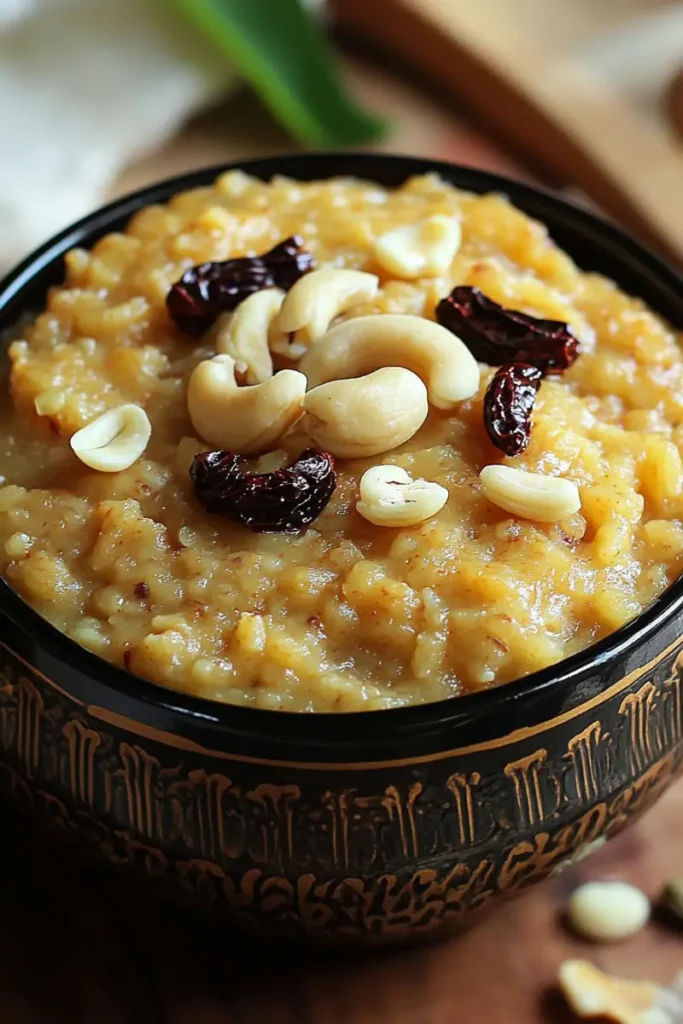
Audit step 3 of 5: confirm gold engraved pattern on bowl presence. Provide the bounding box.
[0,644,681,861]
[0,637,681,938]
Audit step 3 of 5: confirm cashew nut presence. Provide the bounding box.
[479,465,581,522]
[274,268,379,354]
[70,404,152,472]
[558,960,661,1024]
[374,215,461,279]
[299,314,479,409]
[302,367,428,458]
[567,882,650,943]
[214,288,285,384]
[356,464,448,527]
[187,354,306,454]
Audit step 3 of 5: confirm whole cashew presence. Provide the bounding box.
[187,355,306,454]
[299,314,480,409]
[301,367,428,458]
[274,268,379,354]
[214,288,286,384]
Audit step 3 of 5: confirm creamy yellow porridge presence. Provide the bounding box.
[1,170,682,712]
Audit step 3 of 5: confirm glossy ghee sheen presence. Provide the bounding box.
[1,171,682,712]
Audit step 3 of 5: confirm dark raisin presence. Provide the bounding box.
[258,237,314,290]
[166,235,314,336]
[436,285,579,374]
[483,363,542,456]
[134,582,149,599]
[190,448,336,533]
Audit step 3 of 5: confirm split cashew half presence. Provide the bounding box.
[357,464,448,527]
[273,268,379,355]
[373,214,461,279]
[187,354,306,454]
[479,465,581,522]
[70,404,151,472]
[214,287,285,384]
[299,314,479,409]
[302,367,428,458]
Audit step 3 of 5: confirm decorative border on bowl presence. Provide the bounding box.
[0,636,682,938]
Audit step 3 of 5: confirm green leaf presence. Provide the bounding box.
[170,0,387,147]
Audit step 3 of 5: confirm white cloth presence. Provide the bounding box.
[0,0,320,269]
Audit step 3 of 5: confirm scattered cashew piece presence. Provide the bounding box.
[299,314,479,409]
[558,960,675,1024]
[70,404,152,472]
[187,354,306,455]
[302,367,428,458]
[480,465,581,522]
[357,464,448,527]
[274,268,379,354]
[374,214,461,279]
[567,882,650,943]
[214,288,285,384]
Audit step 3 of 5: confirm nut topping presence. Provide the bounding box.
[214,288,286,384]
[374,215,461,279]
[275,268,379,351]
[70,404,151,473]
[187,354,306,455]
[480,464,581,522]
[299,313,479,409]
[357,464,448,527]
[302,367,428,459]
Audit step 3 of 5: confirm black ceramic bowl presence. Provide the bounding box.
[1,154,683,944]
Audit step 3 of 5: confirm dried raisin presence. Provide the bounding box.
[436,286,579,374]
[190,448,336,533]
[167,236,313,336]
[483,363,542,456]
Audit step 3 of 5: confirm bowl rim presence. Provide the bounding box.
[2,150,683,739]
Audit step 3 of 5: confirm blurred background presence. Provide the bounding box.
[2,0,682,272]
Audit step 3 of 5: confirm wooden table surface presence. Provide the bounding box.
[3,45,683,1024]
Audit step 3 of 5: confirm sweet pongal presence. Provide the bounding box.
[1,170,683,712]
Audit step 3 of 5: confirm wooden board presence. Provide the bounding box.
[333,0,683,265]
